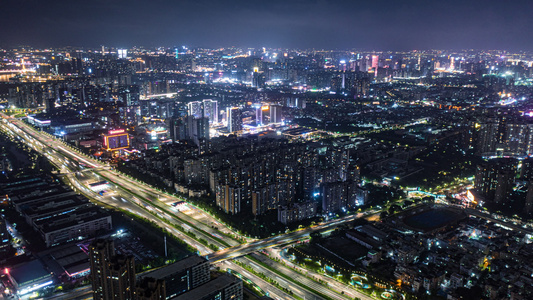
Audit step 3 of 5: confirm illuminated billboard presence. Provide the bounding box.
[103,129,129,151]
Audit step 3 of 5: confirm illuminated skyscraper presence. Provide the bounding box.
[450,56,455,70]
[371,55,379,69]
[202,99,218,124]
[118,49,128,59]
[255,105,263,126]
[187,101,203,119]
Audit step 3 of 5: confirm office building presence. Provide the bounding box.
[254,105,264,126]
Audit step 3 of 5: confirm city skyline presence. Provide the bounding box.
[2,3,533,295]
[1,0,533,51]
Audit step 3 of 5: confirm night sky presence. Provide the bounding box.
[1,0,533,50]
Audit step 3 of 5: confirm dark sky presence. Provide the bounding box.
[1,0,532,51]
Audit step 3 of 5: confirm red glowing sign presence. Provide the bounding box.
[108,129,125,135]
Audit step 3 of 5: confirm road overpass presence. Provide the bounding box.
[1,113,386,300]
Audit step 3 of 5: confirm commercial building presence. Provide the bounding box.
[51,119,95,136]
[6,259,54,297]
[26,114,51,128]
[103,129,130,151]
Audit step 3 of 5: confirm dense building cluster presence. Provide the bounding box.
[126,135,365,223]
[2,46,533,299]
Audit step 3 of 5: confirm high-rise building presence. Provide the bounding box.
[321,181,347,214]
[118,49,128,59]
[269,105,282,124]
[476,116,533,157]
[187,101,203,119]
[254,105,264,126]
[252,186,273,216]
[474,158,517,204]
[450,56,455,70]
[227,107,242,133]
[108,255,136,300]
[196,117,210,141]
[167,116,209,144]
[477,118,499,155]
[216,184,242,214]
[371,55,379,69]
[89,239,136,300]
[202,99,218,124]
[521,157,533,180]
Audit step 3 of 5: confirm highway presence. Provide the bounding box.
[1,113,378,300]
[219,260,296,300]
[2,115,240,250]
[243,253,352,300]
[268,247,374,300]
[208,213,367,262]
